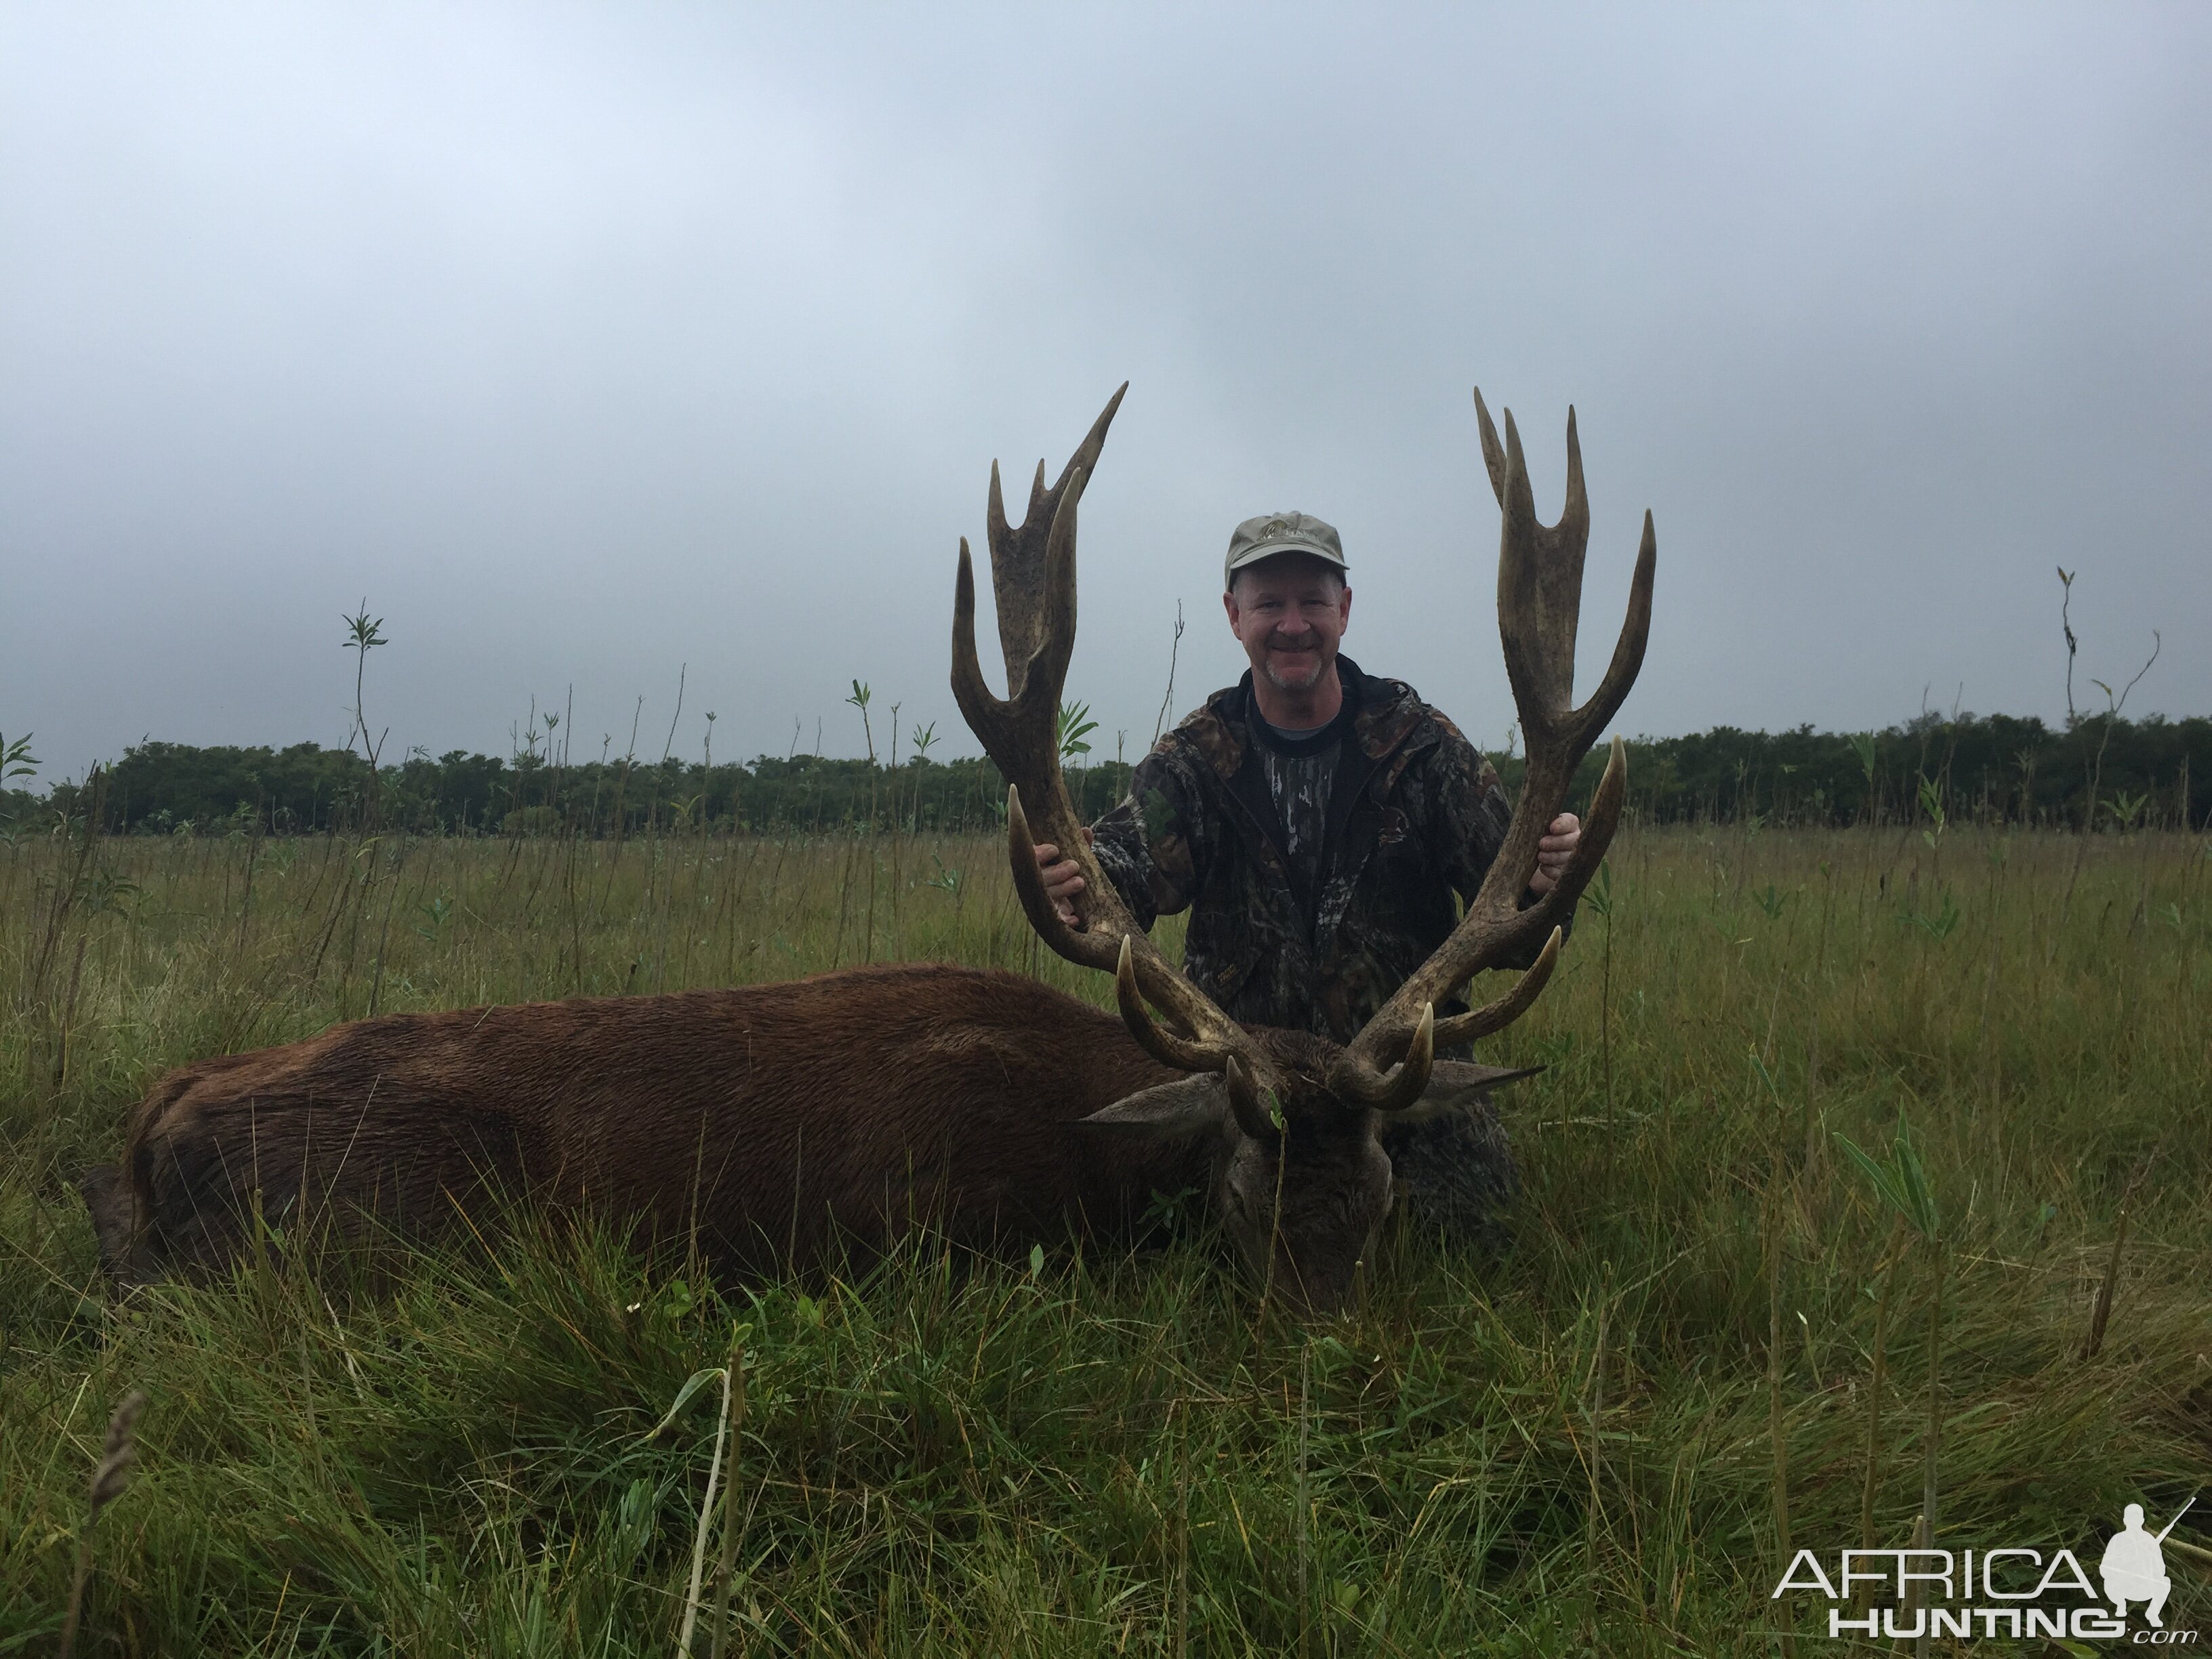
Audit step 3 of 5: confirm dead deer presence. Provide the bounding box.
[79,386,1652,1315]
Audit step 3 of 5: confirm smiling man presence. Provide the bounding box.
[1034,510,1581,1247]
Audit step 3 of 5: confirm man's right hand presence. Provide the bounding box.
[1033,828,1093,925]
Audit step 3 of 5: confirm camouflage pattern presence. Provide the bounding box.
[1089,657,1563,1249]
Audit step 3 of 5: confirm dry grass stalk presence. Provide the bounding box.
[1857,1218,1906,1610]
[56,1387,148,1659]
[708,1332,748,1658]
[2081,1160,2152,1360]
[1767,1170,1796,1659]
[649,1321,750,1659]
[2080,1202,2130,1361]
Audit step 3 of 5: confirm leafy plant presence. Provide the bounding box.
[1057,699,1099,762]
[79,870,140,922]
[1,730,37,786]
[845,681,875,764]
[1847,731,1877,785]
[1917,774,1948,850]
[340,602,390,824]
[1836,1119,1940,1242]
[1141,1184,1202,1233]
[1900,892,1961,941]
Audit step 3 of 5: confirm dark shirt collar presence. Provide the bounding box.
[1238,657,1365,757]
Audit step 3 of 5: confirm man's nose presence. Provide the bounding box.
[1273,611,1312,637]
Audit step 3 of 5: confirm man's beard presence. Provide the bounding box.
[1259,640,1331,693]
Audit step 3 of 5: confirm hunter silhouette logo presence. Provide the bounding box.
[1771,1494,2200,1642]
[2103,1498,2193,1629]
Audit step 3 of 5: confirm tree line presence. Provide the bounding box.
[3,710,2206,838]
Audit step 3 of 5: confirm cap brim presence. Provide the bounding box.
[1224,541,1349,575]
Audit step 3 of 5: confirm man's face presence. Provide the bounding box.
[1223,554,1353,697]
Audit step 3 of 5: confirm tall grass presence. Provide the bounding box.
[3,819,2207,1654]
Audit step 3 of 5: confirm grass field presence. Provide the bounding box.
[3,818,2207,1654]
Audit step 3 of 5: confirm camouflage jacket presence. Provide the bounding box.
[1090,657,1565,1042]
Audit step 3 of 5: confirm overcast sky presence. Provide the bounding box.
[3,4,2207,785]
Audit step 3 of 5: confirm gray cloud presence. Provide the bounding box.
[3,3,2207,784]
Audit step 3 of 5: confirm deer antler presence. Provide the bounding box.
[952,386,1267,1093]
[1340,390,1656,1082]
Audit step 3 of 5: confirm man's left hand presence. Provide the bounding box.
[1528,813,1581,895]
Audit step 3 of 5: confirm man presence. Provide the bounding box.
[1033,510,1580,1245]
[2100,1504,2173,1627]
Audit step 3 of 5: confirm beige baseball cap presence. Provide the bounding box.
[1223,510,1348,591]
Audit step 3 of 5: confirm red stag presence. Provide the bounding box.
[79,386,1653,1314]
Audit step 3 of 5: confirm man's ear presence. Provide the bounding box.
[1078,1073,1227,1140]
[1389,1059,1545,1123]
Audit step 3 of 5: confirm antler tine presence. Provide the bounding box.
[1355,729,1629,1066]
[987,459,1008,554]
[1223,1054,1282,1147]
[1580,509,1657,745]
[1328,1004,1436,1112]
[1496,403,1590,741]
[1059,386,1124,505]
[1494,397,1651,756]
[1029,459,1084,712]
[974,384,1128,711]
[952,538,1006,756]
[1116,937,1235,1072]
[1347,394,1655,1068]
[1430,925,1560,1048]
[1474,386,1509,505]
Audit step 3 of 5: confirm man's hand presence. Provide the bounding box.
[1034,827,1093,925]
[1528,813,1581,896]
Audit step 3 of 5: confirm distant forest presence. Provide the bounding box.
[4,711,2207,837]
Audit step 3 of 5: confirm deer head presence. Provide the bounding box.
[951,386,1656,1313]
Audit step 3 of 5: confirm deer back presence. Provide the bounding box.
[85,966,1207,1286]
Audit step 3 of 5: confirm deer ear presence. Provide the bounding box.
[1078,1074,1227,1139]
[1389,1060,1547,1124]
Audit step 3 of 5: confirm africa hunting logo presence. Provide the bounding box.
[1771,1497,2198,1643]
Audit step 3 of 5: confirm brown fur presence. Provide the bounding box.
[81,964,1229,1288]
[82,963,1532,1309]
